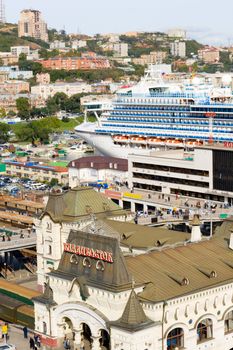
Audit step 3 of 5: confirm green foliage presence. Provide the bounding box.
[18,60,43,75]
[39,48,60,59]
[21,36,49,49]
[186,40,204,57]
[49,68,123,83]
[19,53,27,61]
[46,92,69,114]
[64,94,81,113]
[0,122,11,143]
[86,40,103,54]
[16,97,31,120]
[128,47,151,58]
[0,108,6,118]
[50,178,59,187]
[130,64,145,77]
[7,110,16,118]
[202,64,223,73]
[11,116,83,144]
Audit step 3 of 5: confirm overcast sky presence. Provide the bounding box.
[6,0,233,45]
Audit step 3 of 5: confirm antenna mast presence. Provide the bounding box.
[0,0,6,24]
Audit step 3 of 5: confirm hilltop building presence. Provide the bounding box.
[198,47,220,64]
[39,53,111,71]
[170,40,186,58]
[167,28,186,39]
[18,9,48,42]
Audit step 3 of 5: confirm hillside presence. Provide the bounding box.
[0,23,49,51]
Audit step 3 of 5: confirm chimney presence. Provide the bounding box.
[190,214,202,242]
[229,232,233,250]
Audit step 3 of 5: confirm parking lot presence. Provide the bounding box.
[0,175,50,196]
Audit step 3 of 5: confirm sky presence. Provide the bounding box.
[6,0,233,45]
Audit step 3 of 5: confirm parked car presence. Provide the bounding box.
[0,344,17,350]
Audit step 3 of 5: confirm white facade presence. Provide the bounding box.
[68,165,128,188]
[170,40,186,58]
[113,43,128,57]
[10,46,30,57]
[31,82,92,99]
[167,28,187,39]
[34,202,233,350]
[50,41,66,50]
[128,148,212,196]
[71,40,87,50]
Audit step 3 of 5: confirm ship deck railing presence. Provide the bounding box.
[117,92,210,98]
[95,129,233,141]
[107,117,233,127]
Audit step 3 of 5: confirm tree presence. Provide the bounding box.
[16,97,31,120]
[18,60,43,75]
[0,122,11,143]
[46,92,69,114]
[7,110,16,118]
[0,108,6,118]
[19,53,27,62]
[50,178,59,187]
[64,94,81,113]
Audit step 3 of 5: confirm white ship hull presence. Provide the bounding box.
[75,123,152,158]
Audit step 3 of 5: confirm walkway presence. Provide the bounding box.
[0,231,36,252]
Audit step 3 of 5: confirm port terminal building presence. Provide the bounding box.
[127,144,233,205]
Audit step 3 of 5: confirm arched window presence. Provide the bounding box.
[43,321,47,334]
[197,318,213,343]
[225,310,233,333]
[167,327,184,350]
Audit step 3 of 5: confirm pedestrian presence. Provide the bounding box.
[29,336,35,349]
[23,326,28,339]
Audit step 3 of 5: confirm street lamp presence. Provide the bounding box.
[3,262,7,279]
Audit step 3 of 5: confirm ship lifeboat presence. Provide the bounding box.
[113,135,128,142]
[148,138,158,143]
[130,137,146,143]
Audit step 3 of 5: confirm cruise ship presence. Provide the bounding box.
[75,66,233,158]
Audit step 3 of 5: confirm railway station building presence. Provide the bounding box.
[33,186,233,350]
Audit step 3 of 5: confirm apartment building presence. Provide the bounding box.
[50,41,66,50]
[167,28,186,39]
[0,52,18,65]
[132,51,167,65]
[10,46,30,57]
[5,161,68,185]
[39,54,111,71]
[18,9,48,42]
[0,80,30,94]
[31,81,92,99]
[0,94,45,112]
[170,40,186,58]
[71,40,87,50]
[198,47,220,63]
[113,42,128,57]
[36,73,51,85]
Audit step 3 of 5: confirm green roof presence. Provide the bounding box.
[43,186,125,222]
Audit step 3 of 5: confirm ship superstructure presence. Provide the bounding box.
[76,66,233,158]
